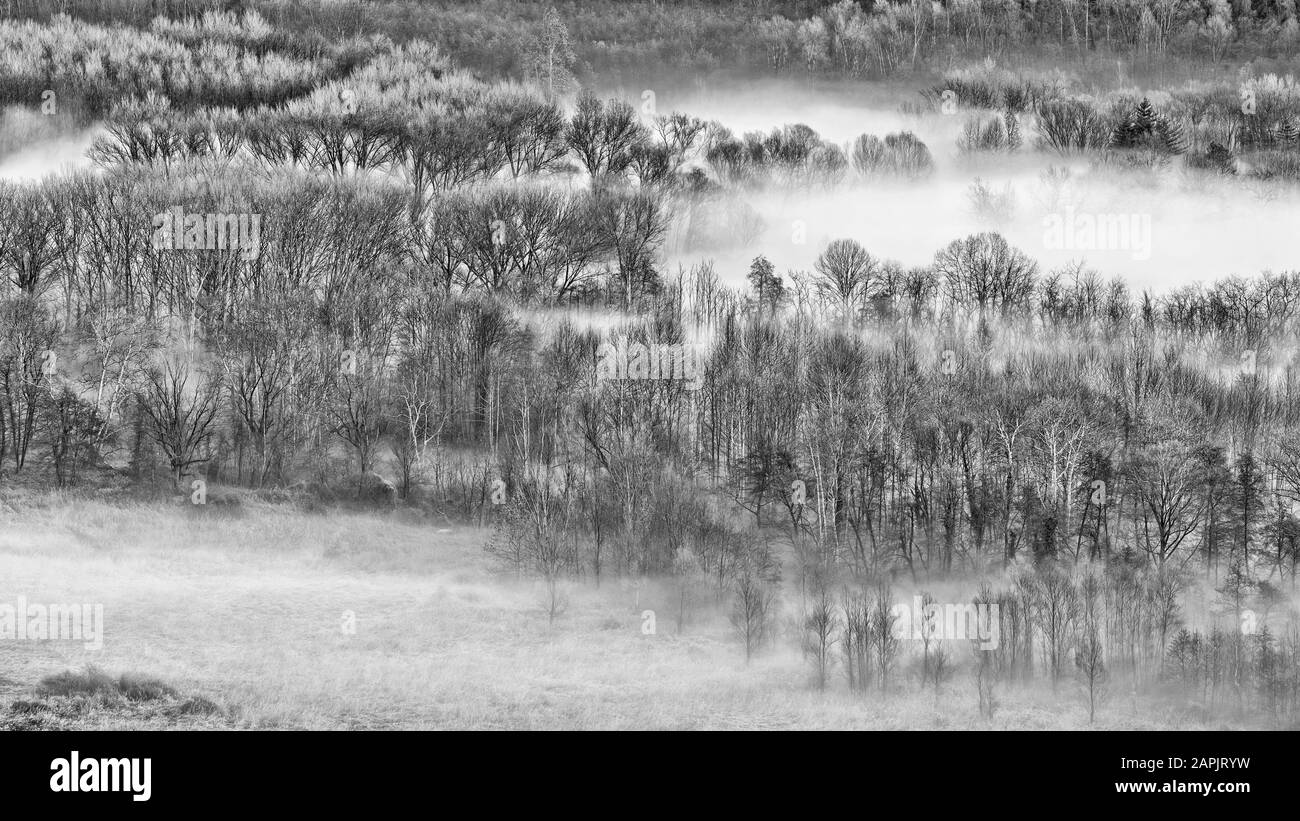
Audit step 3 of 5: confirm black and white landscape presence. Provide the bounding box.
[0,0,1299,731]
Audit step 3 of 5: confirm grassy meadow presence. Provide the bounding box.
[0,489,1260,730]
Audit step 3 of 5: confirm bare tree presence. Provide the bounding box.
[731,569,776,664]
[566,92,647,183]
[871,582,901,690]
[803,582,838,690]
[1133,442,1204,566]
[137,355,223,484]
[933,232,1037,315]
[812,238,881,319]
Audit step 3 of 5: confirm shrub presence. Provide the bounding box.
[1035,98,1112,153]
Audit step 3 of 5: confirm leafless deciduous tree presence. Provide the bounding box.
[137,355,223,483]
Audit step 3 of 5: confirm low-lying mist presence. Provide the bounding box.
[0,105,100,180]
[661,81,1300,291]
[5,81,1298,297]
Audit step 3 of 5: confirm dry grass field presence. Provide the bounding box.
[0,489,1257,730]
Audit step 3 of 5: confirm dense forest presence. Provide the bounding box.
[7,0,1300,83]
[2,2,1299,726]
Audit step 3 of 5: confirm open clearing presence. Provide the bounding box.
[0,493,1247,730]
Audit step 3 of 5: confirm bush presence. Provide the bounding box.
[1035,98,1112,153]
[958,112,1022,153]
[926,64,1068,113]
[852,131,933,179]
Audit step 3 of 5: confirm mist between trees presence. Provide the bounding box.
[1,6,1299,726]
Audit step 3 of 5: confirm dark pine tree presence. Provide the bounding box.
[1207,141,1237,174]
[1279,117,1300,146]
[747,255,785,318]
[1158,117,1188,155]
